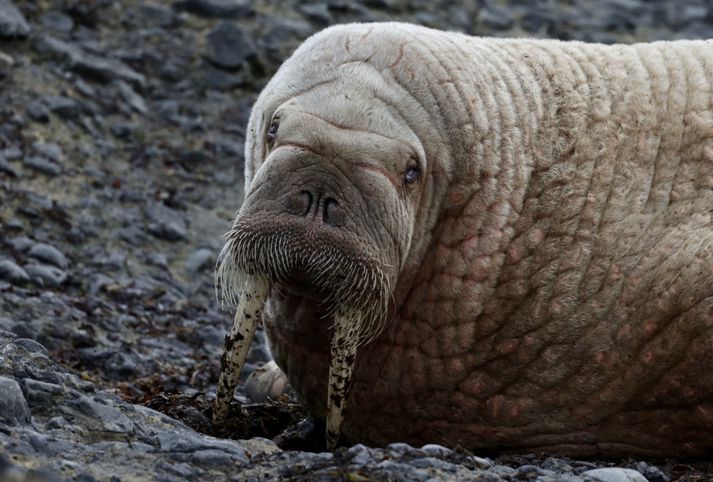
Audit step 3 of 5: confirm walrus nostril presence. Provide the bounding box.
[323,197,338,225]
[299,190,313,217]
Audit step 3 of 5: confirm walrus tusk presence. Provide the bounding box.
[326,307,361,449]
[213,276,269,422]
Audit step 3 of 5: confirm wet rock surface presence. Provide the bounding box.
[0,0,711,480]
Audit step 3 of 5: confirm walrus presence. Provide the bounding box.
[213,22,713,458]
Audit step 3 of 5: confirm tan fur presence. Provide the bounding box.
[229,23,713,457]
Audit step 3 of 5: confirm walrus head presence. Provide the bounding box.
[214,40,433,447]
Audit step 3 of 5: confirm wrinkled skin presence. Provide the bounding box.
[234,23,713,457]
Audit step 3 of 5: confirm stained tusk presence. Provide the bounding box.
[325,307,361,449]
[213,276,269,422]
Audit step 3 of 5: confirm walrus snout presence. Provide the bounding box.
[283,188,345,227]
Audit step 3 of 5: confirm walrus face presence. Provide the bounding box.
[215,77,428,446]
[218,79,427,343]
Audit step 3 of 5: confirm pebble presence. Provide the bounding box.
[74,395,135,434]
[581,468,648,482]
[28,243,69,269]
[173,0,253,19]
[0,376,30,424]
[205,20,256,70]
[478,3,514,30]
[35,35,146,87]
[23,263,68,287]
[145,202,188,241]
[42,95,82,120]
[298,3,334,26]
[39,10,74,33]
[116,80,148,114]
[0,0,30,38]
[0,259,30,285]
[185,248,213,273]
[31,141,63,162]
[26,100,50,122]
[0,155,18,177]
[23,156,62,176]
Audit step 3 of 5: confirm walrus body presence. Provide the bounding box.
[217,23,713,457]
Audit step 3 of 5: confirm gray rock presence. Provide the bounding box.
[116,80,148,114]
[155,430,247,461]
[39,10,74,33]
[23,156,62,176]
[145,202,188,241]
[298,3,334,26]
[27,100,50,122]
[582,468,648,482]
[133,3,175,28]
[13,338,49,356]
[23,379,63,407]
[35,35,146,87]
[0,376,30,424]
[28,243,69,269]
[0,0,30,38]
[8,236,33,252]
[478,3,514,30]
[31,141,63,162]
[23,263,68,287]
[173,0,253,19]
[185,248,213,273]
[202,64,250,90]
[0,155,18,177]
[0,259,30,285]
[74,396,135,434]
[42,95,82,120]
[420,444,452,457]
[205,20,256,70]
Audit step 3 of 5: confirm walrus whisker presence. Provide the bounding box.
[213,275,269,422]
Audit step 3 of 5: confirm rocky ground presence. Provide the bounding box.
[1,0,712,480]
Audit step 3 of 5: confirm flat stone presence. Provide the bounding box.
[0,259,30,285]
[31,141,63,161]
[26,100,50,122]
[173,0,253,19]
[23,379,64,407]
[23,263,68,287]
[35,35,145,87]
[0,156,19,177]
[23,156,62,176]
[116,80,148,114]
[0,376,30,424]
[156,430,247,461]
[478,3,514,30]
[205,20,256,70]
[39,10,74,33]
[28,243,69,269]
[75,396,135,434]
[41,95,82,120]
[581,468,648,482]
[185,248,213,273]
[145,202,187,241]
[0,0,30,38]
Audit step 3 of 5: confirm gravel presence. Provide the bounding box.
[0,0,711,479]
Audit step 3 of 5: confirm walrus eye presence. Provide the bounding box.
[404,165,420,186]
[266,122,279,147]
